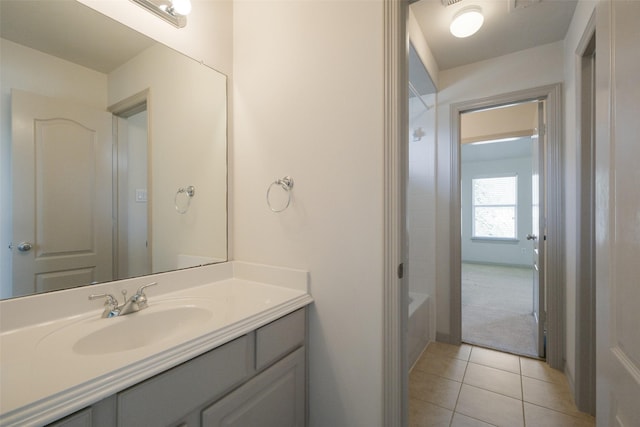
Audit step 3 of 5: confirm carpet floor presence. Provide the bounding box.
[461,263,539,358]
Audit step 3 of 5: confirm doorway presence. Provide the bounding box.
[110,93,151,281]
[449,84,564,369]
[459,101,541,357]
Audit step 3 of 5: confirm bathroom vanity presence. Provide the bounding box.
[51,309,306,427]
[0,262,313,427]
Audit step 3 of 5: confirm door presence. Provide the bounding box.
[11,89,113,296]
[530,100,546,358]
[596,1,640,425]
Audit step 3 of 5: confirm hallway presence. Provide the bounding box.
[409,342,595,426]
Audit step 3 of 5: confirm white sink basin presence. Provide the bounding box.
[37,299,215,357]
[73,306,212,355]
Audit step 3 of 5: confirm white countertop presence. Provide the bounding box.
[0,261,313,427]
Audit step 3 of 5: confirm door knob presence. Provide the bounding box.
[17,242,33,252]
[526,234,537,241]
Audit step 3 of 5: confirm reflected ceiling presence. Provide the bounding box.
[1,0,154,73]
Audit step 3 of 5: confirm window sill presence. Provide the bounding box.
[470,237,520,243]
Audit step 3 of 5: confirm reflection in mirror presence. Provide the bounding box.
[0,0,227,300]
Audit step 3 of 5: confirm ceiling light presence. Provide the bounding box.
[450,7,484,38]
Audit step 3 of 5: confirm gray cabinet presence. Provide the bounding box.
[202,347,305,427]
[47,396,116,427]
[46,308,306,427]
[118,335,252,427]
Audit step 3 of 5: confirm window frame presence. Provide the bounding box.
[471,174,519,241]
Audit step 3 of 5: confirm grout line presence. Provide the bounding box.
[520,357,526,426]
[449,356,469,427]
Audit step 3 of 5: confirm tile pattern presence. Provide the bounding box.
[409,342,595,427]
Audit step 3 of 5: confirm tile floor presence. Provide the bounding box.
[410,342,596,427]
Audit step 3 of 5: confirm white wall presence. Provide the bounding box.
[0,39,108,298]
[233,1,386,425]
[408,92,437,343]
[562,0,597,394]
[436,41,564,339]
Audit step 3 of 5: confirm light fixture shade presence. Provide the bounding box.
[450,7,484,38]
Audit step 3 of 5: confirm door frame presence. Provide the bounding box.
[449,84,565,369]
[382,0,407,425]
[574,9,596,415]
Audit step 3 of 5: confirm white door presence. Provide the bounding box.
[595,1,640,425]
[11,89,113,297]
[530,100,546,358]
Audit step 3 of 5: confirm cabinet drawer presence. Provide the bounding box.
[255,309,305,370]
[118,335,251,427]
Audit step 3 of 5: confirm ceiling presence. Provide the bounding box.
[410,0,578,71]
[2,0,576,76]
[1,0,154,73]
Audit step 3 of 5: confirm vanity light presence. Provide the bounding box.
[170,0,192,16]
[450,6,484,38]
[130,0,192,28]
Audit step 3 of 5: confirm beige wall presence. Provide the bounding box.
[233,1,386,425]
[108,44,227,272]
[409,7,439,89]
[77,0,233,76]
[461,102,537,143]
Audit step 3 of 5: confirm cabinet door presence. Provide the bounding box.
[47,409,92,427]
[202,347,305,427]
[46,396,116,427]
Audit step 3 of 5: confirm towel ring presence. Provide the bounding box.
[175,185,195,214]
[266,176,294,213]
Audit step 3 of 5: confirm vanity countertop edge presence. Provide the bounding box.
[0,261,313,427]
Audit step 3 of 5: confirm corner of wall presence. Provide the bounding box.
[408,7,440,90]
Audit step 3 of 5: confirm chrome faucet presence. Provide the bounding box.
[119,282,158,315]
[88,293,121,318]
[89,282,158,318]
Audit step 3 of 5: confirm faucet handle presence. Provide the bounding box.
[136,281,158,296]
[89,293,118,306]
[89,293,120,318]
[133,282,158,310]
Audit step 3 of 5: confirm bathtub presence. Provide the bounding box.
[408,292,430,369]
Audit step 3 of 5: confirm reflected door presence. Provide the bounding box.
[530,100,546,358]
[11,90,113,296]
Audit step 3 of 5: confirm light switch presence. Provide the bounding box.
[135,189,147,202]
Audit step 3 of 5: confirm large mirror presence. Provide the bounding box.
[0,0,228,299]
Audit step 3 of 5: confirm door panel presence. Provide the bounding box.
[531,100,546,358]
[11,89,113,297]
[596,1,640,425]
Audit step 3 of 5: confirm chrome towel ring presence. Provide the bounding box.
[175,185,195,214]
[267,176,294,213]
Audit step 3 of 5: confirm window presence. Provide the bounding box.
[472,175,517,239]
